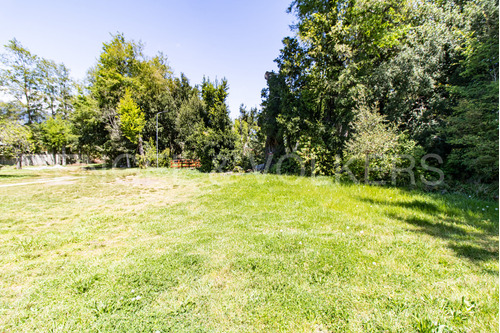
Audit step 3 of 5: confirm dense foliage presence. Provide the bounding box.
[260,0,498,194]
[0,120,33,168]
[0,34,238,170]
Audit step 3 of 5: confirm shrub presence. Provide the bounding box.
[139,138,171,168]
[296,136,340,176]
[344,103,422,185]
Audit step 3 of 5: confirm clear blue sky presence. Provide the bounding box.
[0,0,294,118]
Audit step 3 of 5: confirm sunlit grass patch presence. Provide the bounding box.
[0,167,497,332]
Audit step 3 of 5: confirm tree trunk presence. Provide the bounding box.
[138,136,145,168]
[138,136,145,156]
[53,149,57,165]
[62,146,66,166]
[126,154,131,168]
[364,152,370,184]
[16,153,22,169]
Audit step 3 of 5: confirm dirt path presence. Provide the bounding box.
[0,176,83,188]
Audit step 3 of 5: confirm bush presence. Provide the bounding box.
[232,166,244,173]
[157,148,171,167]
[193,127,237,172]
[296,136,340,176]
[139,138,171,168]
[269,153,303,175]
[344,103,423,185]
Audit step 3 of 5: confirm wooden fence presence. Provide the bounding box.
[170,159,201,169]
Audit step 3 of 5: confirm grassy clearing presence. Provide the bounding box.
[0,166,498,332]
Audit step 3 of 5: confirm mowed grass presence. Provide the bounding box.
[0,166,498,332]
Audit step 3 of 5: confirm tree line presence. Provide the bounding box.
[0,0,498,197]
[260,0,498,195]
[0,34,255,171]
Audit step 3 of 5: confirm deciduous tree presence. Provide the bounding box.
[0,39,43,124]
[117,88,145,159]
[40,115,75,165]
[0,120,33,168]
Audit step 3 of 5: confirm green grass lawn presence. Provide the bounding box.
[0,166,498,332]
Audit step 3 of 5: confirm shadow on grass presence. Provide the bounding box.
[401,215,468,239]
[450,244,498,262]
[355,195,499,267]
[0,174,35,179]
[81,164,145,171]
[81,164,110,171]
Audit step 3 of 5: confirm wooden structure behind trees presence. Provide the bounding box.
[170,159,201,169]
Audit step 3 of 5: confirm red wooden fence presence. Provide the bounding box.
[170,159,201,169]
